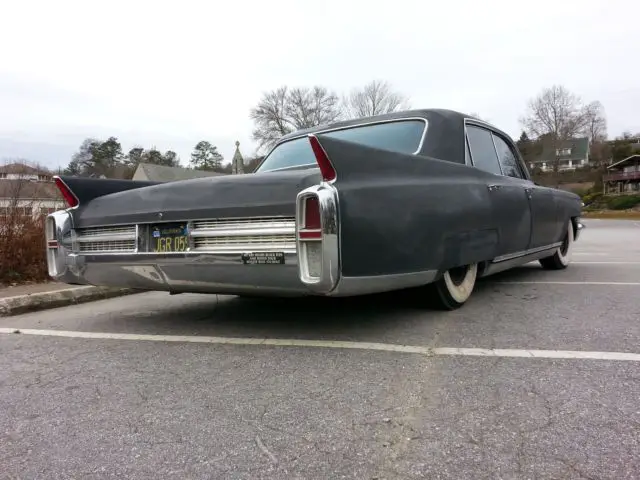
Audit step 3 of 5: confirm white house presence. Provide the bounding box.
[0,163,63,218]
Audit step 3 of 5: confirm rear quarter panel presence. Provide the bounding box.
[318,137,503,277]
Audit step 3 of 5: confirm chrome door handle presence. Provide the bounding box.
[488,185,501,192]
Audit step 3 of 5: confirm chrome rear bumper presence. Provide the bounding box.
[45,210,309,296]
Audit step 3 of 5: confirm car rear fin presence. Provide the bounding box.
[308,134,337,182]
[54,176,79,208]
[52,175,161,208]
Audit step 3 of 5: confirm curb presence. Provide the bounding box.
[0,286,140,317]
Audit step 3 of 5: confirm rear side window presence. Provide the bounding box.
[466,125,502,176]
[255,119,426,172]
[492,134,523,178]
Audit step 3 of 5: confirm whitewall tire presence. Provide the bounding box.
[540,221,574,270]
[432,263,478,310]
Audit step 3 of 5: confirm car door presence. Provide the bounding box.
[490,132,560,250]
[526,184,561,248]
[465,125,532,258]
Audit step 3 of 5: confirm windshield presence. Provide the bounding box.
[255,119,426,172]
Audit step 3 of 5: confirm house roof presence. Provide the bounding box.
[0,179,60,200]
[0,162,52,176]
[534,137,589,163]
[607,154,640,170]
[132,163,228,182]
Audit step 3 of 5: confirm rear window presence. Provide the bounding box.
[255,119,426,172]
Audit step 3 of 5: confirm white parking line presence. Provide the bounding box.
[572,262,640,264]
[574,252,611,256]
[1,328,639,362]
[497,281,640,286]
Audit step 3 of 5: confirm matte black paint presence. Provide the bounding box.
[316,136,502,276]
[68,169,322,228]
[312,133,580,277]
[60,107,581,285]
[60,176,160,205]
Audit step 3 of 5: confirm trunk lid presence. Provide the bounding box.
[71,168,322,228]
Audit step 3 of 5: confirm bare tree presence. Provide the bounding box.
[343,80,410,119]
[583,101,607,143]
[250,86,342,152]
[520,85,591,172]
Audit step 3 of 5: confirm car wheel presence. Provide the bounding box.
[431,263,478,310]
[539,221,574,270]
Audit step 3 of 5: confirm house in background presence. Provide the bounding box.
[132,141,247,181]
[528,137,590,172]
[603,155,640,195]
[132,163,228,182]
[0,163,62,218]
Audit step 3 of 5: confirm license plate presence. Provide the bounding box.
[241,252,285,265]
[150,223,189,252]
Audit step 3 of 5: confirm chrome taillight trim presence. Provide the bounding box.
[295,183,340,293]
[46,211,74,278]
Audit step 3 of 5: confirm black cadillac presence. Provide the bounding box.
[45,109,583,309]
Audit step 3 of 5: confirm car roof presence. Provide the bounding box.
[278,108,472,142]
[277,108,511,165]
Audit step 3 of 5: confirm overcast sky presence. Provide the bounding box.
[1,0,638,170]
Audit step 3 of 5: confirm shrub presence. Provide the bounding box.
[607,195,640,210]
[0,206,49,285]
[582,192,604,205]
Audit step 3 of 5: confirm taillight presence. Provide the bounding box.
[54,177,79,208]
[308,135,336,182]
[298,194,323,278]
[304,196,320,228]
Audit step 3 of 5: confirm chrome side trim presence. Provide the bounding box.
[482,245,562,278]
[258,117,429,173]
[295,183,340,293]
[492,242,563,263]
[329,270,438,297]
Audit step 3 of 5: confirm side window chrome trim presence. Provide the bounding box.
[464,118,528,180]
[491,131,527,180]
[465,123,504,177]
[464,127,475,167]
[488,132,506,177]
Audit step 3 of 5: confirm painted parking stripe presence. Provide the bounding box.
[496,281,640,286]
[572,261,640,264]
[1,328,639,362]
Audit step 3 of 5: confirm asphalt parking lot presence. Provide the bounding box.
[1,219,638,479]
